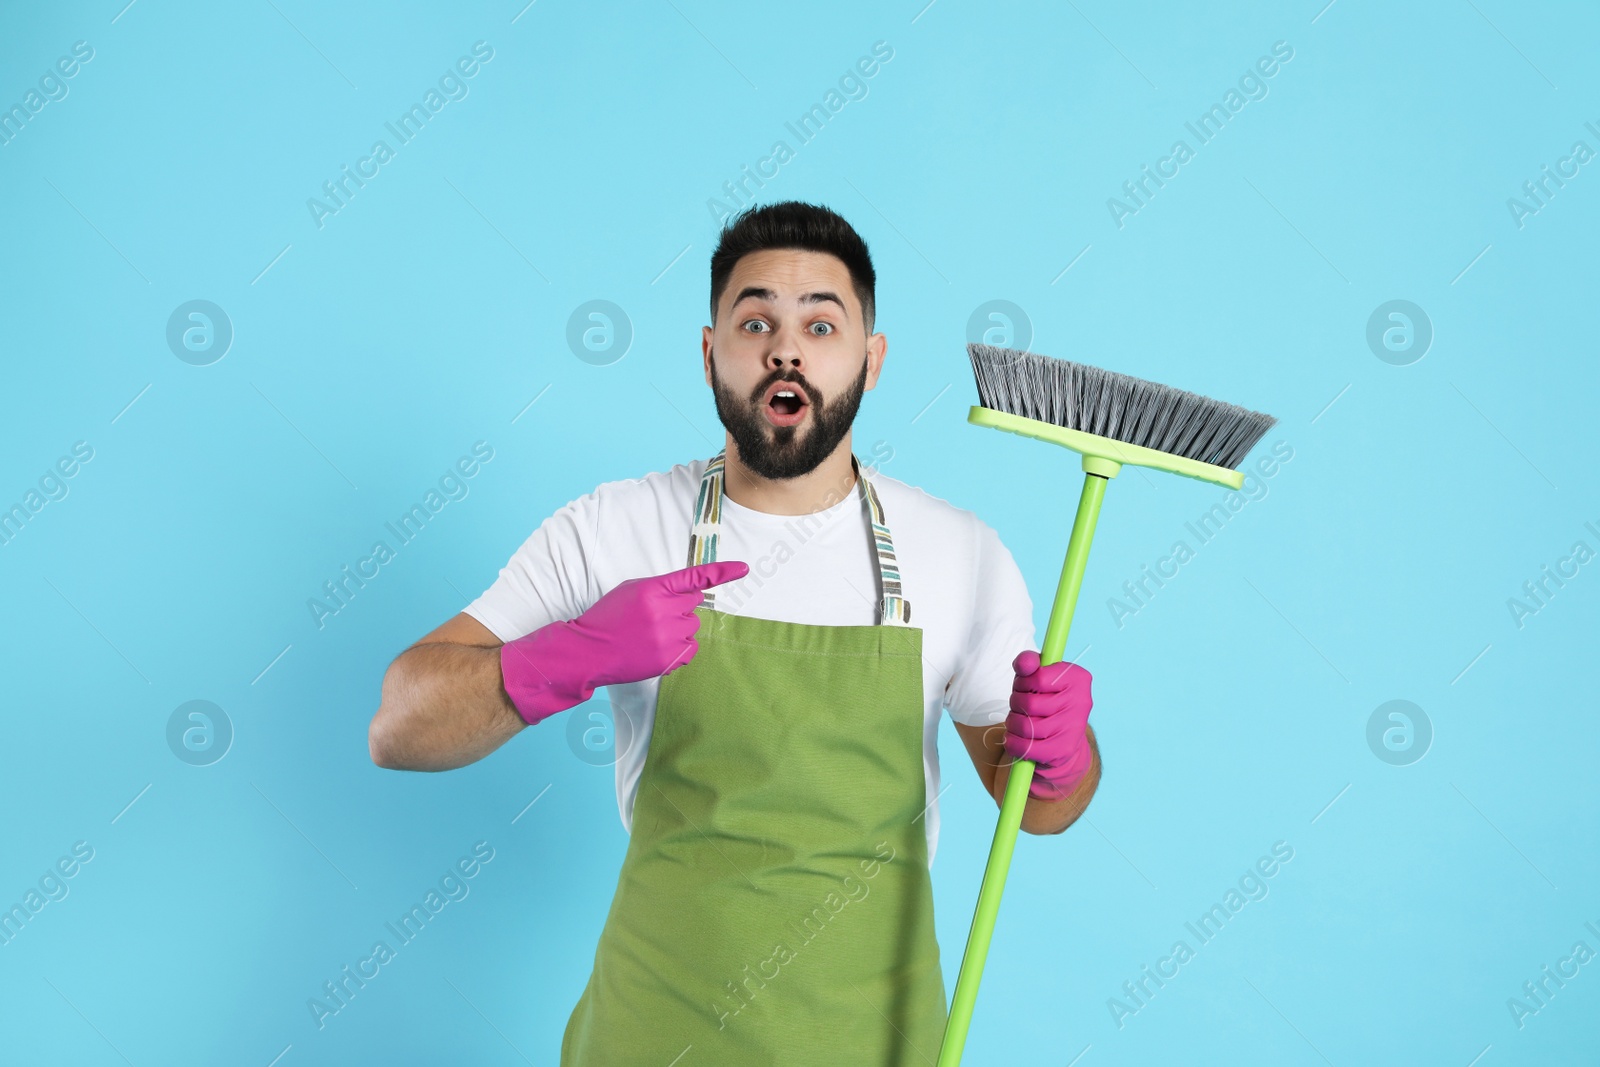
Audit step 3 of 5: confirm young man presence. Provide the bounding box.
[368,201,1100,1064]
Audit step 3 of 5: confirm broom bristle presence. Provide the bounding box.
[966,343,1278,470]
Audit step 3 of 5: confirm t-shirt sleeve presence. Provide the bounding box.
[461,490,604,644]
[943,515,1038,727]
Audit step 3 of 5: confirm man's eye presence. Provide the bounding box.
[810,322,834,336]
[743,320,769,333]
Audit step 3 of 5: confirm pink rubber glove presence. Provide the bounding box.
[500,560,750,725]
[1004,650,1094,801]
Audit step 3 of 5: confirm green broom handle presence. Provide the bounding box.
[936,468,1111,1066]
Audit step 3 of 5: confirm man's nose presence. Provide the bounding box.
[765,327,803,373]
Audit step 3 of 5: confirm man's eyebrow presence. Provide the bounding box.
[730,286,850,319]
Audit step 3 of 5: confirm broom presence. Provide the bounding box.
[935,342,1279,1066]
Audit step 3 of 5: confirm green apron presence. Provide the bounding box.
[561,448,948,1066]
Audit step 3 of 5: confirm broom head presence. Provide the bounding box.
[965,343,1278,489]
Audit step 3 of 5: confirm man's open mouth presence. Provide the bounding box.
[763,381,810,424]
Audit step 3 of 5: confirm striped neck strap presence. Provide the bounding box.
[686,449,912,625]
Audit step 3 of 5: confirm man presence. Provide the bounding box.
[368,200,1100,1064]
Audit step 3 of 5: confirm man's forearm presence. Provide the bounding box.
[369,643,526,771]
[999,725,1101,835]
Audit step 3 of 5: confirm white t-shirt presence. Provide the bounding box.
[463,456,1037,866]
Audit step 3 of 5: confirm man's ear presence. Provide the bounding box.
[865,331,887,391]
[702,326,714,385]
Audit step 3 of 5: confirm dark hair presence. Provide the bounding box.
[709,201,876,333]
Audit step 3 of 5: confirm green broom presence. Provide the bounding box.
[936,342,1279,1066]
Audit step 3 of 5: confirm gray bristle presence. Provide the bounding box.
[966,343,1278,470]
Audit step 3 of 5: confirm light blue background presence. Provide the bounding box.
[2,1,1596,1064]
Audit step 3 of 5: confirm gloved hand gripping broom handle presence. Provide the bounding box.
[936,458,1115,1066]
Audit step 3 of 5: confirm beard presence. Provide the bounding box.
[708,348,869,481]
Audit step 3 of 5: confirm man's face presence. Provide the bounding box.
[702,249,885,481]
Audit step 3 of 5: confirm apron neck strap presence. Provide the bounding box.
[686,448,911,626]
